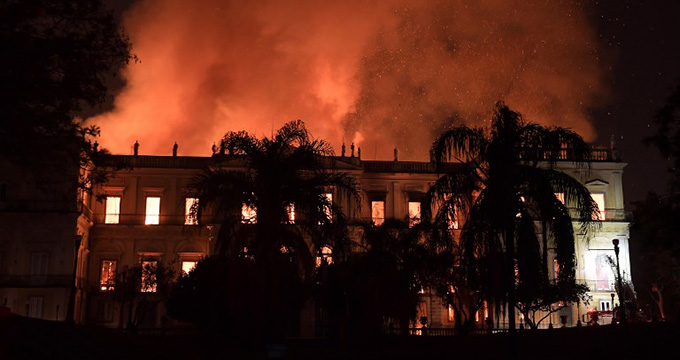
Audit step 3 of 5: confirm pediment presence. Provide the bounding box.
[585,179,609,187]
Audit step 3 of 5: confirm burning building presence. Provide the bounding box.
[0,142,630,332]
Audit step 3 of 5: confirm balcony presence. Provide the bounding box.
[578,279,616,292]
[94,213,215,226]
[567,208,627,222]
[0,275,73,288]
[518,147,622,162]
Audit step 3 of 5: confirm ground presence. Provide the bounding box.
[1,316,678,359]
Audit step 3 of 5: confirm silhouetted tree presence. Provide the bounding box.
[630,193,680,321]
[175,120,359,340]
[646,81,680,193]
[424,102,598,333]
[0,0,133,194]
[113,261,175,332]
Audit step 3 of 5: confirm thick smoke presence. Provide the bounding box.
[92,0,606,159]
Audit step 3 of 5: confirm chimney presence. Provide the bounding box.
[172,142,178,157]
[133,141,139,156]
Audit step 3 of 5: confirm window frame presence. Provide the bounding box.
[99,260,117,291]
[144,196,161,225]
[184,197,199,225]
[104,196,121,224]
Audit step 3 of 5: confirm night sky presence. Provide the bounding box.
[102,0,680,206]
[587,0,680,204]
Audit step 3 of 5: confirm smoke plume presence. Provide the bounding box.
[92,0,606,159]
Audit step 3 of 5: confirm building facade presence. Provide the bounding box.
[0,149,631,332]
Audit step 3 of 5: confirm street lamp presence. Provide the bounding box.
[612,239,627,325]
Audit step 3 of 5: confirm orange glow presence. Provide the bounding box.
[100,260,116,291]
[371,201,385,225]
[141,260,157,293]
[91,0,604,159]
[241,203,257,224]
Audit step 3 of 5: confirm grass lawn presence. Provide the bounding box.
[2,316,678,359]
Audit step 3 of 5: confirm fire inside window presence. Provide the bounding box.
[241,203,257,224]
[185,198,199,225]
[592,193,606,220]
[181,260,197,276]
[371,201,385,226]
[315,245,333,267]
[408,201,421,227]
[105,196,121,224]
[141,260,158,293]
[100,260,116,291]
[286,203,295,224]
[323,192,333,223]
[555,192,565,204]
[145,197,161,225]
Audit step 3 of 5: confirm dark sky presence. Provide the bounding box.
[104,0,680,206]
[588,0,680,204]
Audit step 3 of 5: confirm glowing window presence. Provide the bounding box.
[408,201,421,227]
[241,203,257,224]
[447,305,455,322]
[185,198,198,225]
[553,258,560,280]
[323,193,333,223]
[315,245,333,267]
[594,253,613,291]
[286,203,296,224]
[140,260,157,293]
[181,260,197,276]
[592,193,605,220]
[145,197,161,225]
[105,196,121,224]
[443,195,459,229]
[448,208,459,230]
[371,201,385,226]
[100,260,116,291]
[555,193,565,204]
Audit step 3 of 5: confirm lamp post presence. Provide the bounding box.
[612,239,627,325]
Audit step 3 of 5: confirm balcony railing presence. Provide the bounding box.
[519,148,621,162]
[94,213,215,226]
[0,275,73,288]
[384,327,507,336]
[578,279,616,292]
[568,208,627,221]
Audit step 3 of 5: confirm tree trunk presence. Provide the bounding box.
[651,284,666,320]
[505,225,516,333]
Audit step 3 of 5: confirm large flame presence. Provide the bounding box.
[92,0,606,159]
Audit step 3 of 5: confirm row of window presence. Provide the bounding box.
[103,192,607,226]
[99,259,198,292]
[98,247,335,292]
[103,194,334,225]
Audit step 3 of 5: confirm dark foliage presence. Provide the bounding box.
[315,219,433,339]
[646,81,680,192]
[424,102,597,331]
[630,193,680,321]
[171,121,359,340]
[0,0,133,194]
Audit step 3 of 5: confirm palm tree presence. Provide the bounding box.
[423,102,598,333]
[191,119,358,268]
[186,120,359,338]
